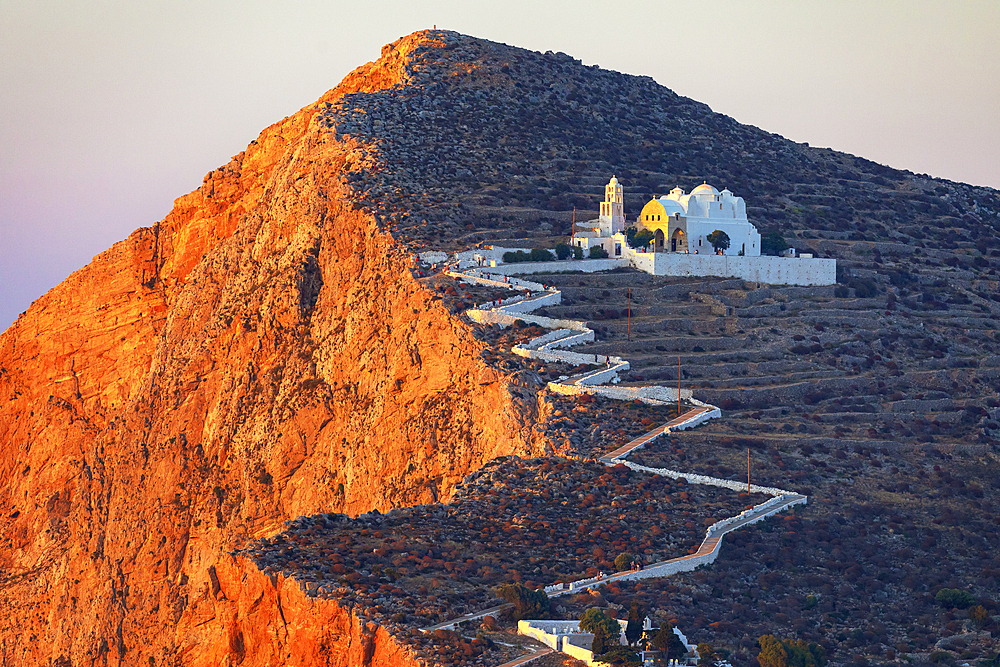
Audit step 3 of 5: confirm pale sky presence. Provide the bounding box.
[2,0,998,332]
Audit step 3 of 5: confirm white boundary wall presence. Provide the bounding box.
[517,621,569,650]
[424,266,809,655]
[644,252,835,286]
[548,382,693,404]
[514,348,616,367]
[621,460,795,496]
[473,249,835,286]
[466,309,588,331]
[563,635,597,665]
[497,291,561,313]
[482,258,630,275]
[587,494,807,585]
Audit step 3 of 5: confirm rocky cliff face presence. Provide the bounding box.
[0,31,541,665]
[195,554,420,667]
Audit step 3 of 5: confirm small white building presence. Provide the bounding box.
[573,176,629,258]
[638,183,762,257]
[518,617,699,667]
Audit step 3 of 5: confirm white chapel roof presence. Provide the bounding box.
[691,182,719,196]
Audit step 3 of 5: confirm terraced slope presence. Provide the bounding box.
[514,268,999,665]
[532,269,998,449]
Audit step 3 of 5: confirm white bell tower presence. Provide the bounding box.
[599,175,625,235]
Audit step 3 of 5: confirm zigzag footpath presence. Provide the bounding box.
[422,269,807,663]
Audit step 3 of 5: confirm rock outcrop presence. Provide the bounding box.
[197,554,420,667]
[0,30,540,665]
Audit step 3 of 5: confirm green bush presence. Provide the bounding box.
[581,608,623,660]
[935,588,975,609]
[707,230,731,253]
[554,243,572,260]
[580,608,620,637]
[614,552,634,571]
[530,247,554,262]
[761,231,790,256]
[929,650,955,665]
[573,246,584,259]
[625,603,643,647]
[496,583,549,620]
[632,229,655,249]
[757,635,827,667]
[502,250,531,263]
[597,645,640,665]
[624,226,638,246]
[850,277,878,298]
[652,625,687,660]
[590,246,609,259]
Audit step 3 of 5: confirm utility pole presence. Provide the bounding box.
[747,448,751,494]
[677,355,681,417]
[627,288,632,342]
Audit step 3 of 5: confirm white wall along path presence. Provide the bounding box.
[421,268,807,666]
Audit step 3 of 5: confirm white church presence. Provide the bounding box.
[573,177,762,257]
[447,176,835,286]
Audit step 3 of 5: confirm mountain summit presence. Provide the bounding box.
[1,29,998,665]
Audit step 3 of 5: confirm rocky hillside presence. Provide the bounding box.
[0,31,544,666]
[1,27,998,666]
[326,32,999,260]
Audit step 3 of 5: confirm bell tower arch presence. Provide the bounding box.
[599,175,625,234]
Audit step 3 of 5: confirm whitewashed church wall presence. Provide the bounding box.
[628,249,657,274]
[686,219,760,257]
